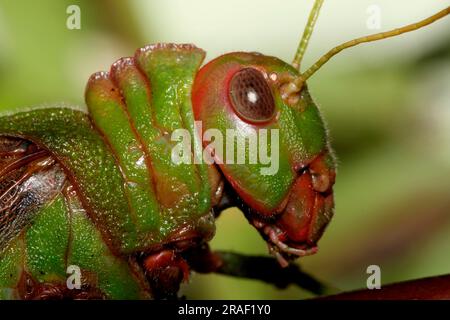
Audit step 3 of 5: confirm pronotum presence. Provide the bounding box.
[0,1,448,299]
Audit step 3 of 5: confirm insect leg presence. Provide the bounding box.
[142,250,190,299]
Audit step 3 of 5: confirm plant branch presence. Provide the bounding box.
[215,251,329,294]
[319,274,450,300]
[189,250,334,295]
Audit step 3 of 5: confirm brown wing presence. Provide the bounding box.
[0,136,66,251]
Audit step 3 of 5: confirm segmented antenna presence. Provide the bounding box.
[292,0,324,71]
[301,6,450,82]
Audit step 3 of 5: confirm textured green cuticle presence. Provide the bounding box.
[86,76,161,235]
[26,196,69,283]
[135,46,212,219]
[0,108,139,252]
[0,238,24,299]
[65,193,147,299]
[0,46,216,254]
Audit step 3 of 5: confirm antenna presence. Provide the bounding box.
[292,0,324,71]
[300,6,450,82]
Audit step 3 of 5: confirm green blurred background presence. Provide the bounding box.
[0,0,449,299]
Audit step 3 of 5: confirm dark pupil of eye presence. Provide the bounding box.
[229,68,275,122]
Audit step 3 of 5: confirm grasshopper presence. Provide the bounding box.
[0,1,448,299]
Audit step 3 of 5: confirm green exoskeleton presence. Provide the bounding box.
[0,1,448,299]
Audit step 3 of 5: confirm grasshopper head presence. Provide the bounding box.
[192,52,336,265]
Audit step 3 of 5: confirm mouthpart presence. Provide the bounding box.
[245,152,335,267]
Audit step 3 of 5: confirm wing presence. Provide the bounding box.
[0,136,65,252]
[0,135,150,299]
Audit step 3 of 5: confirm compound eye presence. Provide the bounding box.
[229,68,276,123]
